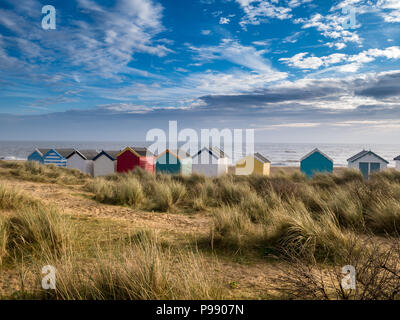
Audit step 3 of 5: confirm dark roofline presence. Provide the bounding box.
[394,155,400,161]
[93,150,119,161]
[254,152,271,164]
[67,150,100,160]
[347,150,368,162]
[348,150,389,164]
[66,149,81,160]
[300,148,333,163]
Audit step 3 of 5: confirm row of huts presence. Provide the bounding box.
[27,147,400,179]
[27,146,232,177]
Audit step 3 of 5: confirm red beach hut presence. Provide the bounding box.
[116,147,155,173]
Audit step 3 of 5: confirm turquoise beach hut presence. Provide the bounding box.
[42,149,74,167]
[156,149,192,175]
[300,148,333,178]
[27,148,51,163]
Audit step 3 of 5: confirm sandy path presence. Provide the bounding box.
[2,177,212,236]
[0,175,284,299]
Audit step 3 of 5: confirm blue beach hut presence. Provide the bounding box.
[42,149,74,167]
[300,148,333,178]
[27,148,51,163]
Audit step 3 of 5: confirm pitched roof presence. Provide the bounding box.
[118,147,154,157]
[347,150,369,162]
[67,150,99,160]
[253,152,271,164]
[394,155,400,161]
[93,150,120,161]
[347,150,389,164]
[55,149,75,158]
[211,146,226,158]
[300,148,333,163]
[36,148,51,156]
[194,146,227,159]
[156,149,191,160]
[133,147,153,157]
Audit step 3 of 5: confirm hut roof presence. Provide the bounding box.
[36,148,51,156]
[93,150,120,161]
[347,150,389,164]
[194,146,226,159]
[54,149,75,158]
[156,149,191,160]
[253,152,271,164]
[67,150,99,160]
[118,147,154,157]
[301,148,333,163]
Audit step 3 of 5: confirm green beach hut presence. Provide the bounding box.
[300,148,333,178]
[156,149,192,175]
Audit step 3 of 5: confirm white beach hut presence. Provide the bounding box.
[92,150,120,177]
[347,150,389,179]
[66,150,99,176]
[192,146,229,177]
[394,155,400,170]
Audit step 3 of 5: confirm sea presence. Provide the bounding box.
[0,141,399,167]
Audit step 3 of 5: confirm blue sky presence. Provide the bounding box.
[1,0,400,142]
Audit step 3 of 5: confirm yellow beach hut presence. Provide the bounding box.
[235,153,271,175]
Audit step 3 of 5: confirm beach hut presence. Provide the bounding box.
[27,148,51,163]
[300,148,333,178]
[42,149,74,167]
[192,146,229,177]
[156,149,192,175]
[235,153,271,175]
[347,150,388,179]
[394,155,400,170]
[116,147,155,174]
[93,150,120,177]
[66,150,99,176]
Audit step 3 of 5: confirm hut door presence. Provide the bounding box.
[359,162,369,179]
[370,162,380,173]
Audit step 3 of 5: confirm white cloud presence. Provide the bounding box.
[280,46,400,70]
[294,12,361,48]
[270,122,320,128]
[219,17,231,24]
[100,103,153,114]
[0,0,173,80]
[188,39,275,73]
[377,0,400,22]
[280,53,324,69]
[287,0,313,8]
[201,30,212,35]
[282,31,303,43]
[236,0,292,29]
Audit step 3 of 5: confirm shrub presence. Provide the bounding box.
[274,237,400,300]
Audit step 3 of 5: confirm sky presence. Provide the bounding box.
[0,0,400,143]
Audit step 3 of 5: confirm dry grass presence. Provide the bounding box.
[31,232,224,300]
[0,184,74,266]
[0,161,89,185]
[2,163,400,300]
